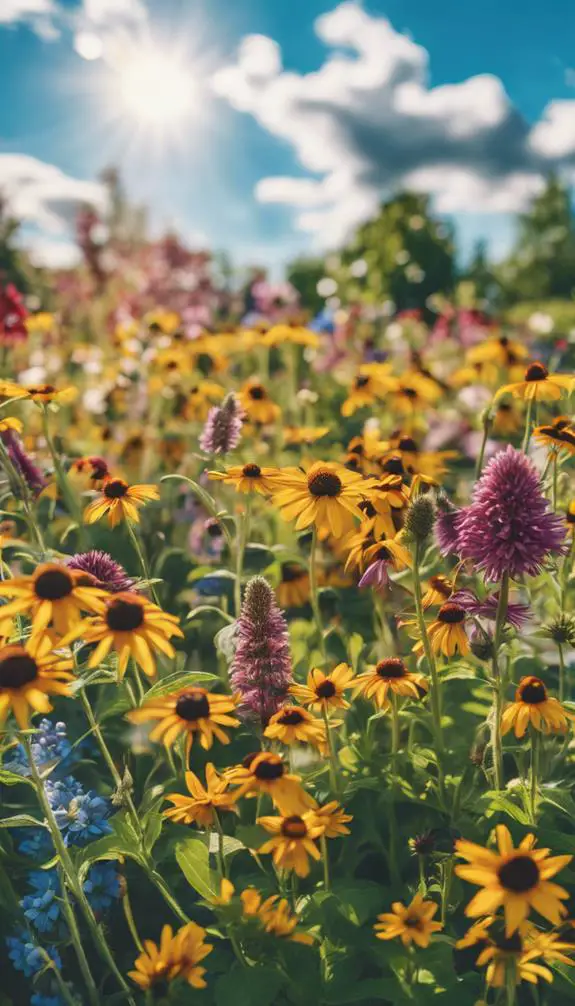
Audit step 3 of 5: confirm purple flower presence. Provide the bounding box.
[199,393,244,455]
[358,559,392,592]
[452,589,531,629]
[434,494,461,557]
[454,446,566,582]
[230,576,292,727]
[66,550,134,592]
[1,429,47,496]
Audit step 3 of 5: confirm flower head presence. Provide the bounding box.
[84,477,159,527]
[67,550,135,592]
[374,892,442,948]
[0,636,74,729]
[257,811,323,877]
[128,687,239,756]
[128,921,212,991]
[354,657,428,709]
[230,576,292,725]
[454,446,566,582]
[199,392,244,454]
[501,677,575,736]
[226,751,313,815]
[163,764,236,827]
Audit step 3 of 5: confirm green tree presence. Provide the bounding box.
[286,256,325,315]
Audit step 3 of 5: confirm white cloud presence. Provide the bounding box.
[24,236,81,269]
[212,1,575,247]
[0,0,55,23]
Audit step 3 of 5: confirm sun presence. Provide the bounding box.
[115,46,197,127]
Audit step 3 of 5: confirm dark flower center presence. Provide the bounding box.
[106,599,145,631]
[567,510,575,525]
[404,915,424,930]
[559,430,575,447]
[525,362,548,382]
[205,519,223,538]
[554,418,571,432]
[499,336,509,347]
[374,546,391,561]
[493,931,523,953]
[398,436,418,452]
[359,500,376,517]
[316,679,337,698]
[429,576,452,598]
[254,757,285,781]
[281,563,306,583]
[104,479,129,499]
[498,855,539,893]
[248,385,265,400]
[355,375,370,389]
[278,709,305,726]
[0,650,38,689]
[34,567,74,600]
[308,470,342,497]
[376,658,407,679]
[242,463,262,478]
[402,387,418,399]
[175,689,210,721]
[498,403,512,414]
[28,384,55,395]
[519,679,547,704]
[345,456,361,471]
[382,457,405,475]
[281,816,307,838]
[438,603,465,624]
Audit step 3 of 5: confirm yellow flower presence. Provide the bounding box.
[62,592,183,679]
[276,563,310,609]
[261,321,320,349]
[566,500,575,537]
[533,417,575,456]
[163,764,236,827]
[496,362,575,402]
[257,812,323,877]
[422,575,456,608]
[128,687,239,755]
[492,401,522,437]
[208,463,280,495]
[128,921,212,991]
[455,824,572,935]
[0,635,74,729]
[307,800,353,838]
[0,563,106,638]
[456,918,575,988]
[239,379,281,425]
[374,892,442,948]
[0,416,23,434]
[264,705,327,751]
[283,425,330,446]
[183,380,226,421]
[392,373,442,414]
[270,461,377,538]
[341,365,397,417]
[361,534,412,574]
[353,657,427,709]
[501,677,575,737]
[239,888,314,943]
[25,312,56,334]
[24,384,78,405]
[424,602,470,657]
[84,477,159,527]
[226,751,314,815]
[290,663,355,712]
[467,335,529,368]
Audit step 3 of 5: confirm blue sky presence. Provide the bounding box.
[1,0,575,272]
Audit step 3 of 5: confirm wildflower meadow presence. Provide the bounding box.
[2,229,575,1006]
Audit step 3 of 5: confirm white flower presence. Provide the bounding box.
[527,312,554,334]
[317,277,338,297]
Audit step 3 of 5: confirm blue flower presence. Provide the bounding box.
[46,776,111,846]
[6,929,61,978]
[4,719,73,777]
[31,995,67,1006]
[196,574,228,597]
[21,871,64,935]
[83,862,122,913]
[15,826,54,859]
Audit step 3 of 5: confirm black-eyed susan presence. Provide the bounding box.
[308,800,353,838]
[533,417,575,456]
[456,918,575,989]
[0,416,23,435]
[455,824,572,935]
[353,657,428,710]
[501,677,575,737]
[128,687,239,754]
[183,380,226,421]
[492,401,522,437]
[128,921,212,991]
[283,425,330,446]
[496,362,575,402]
[391,372,442,415]
[381,434,455,480]
[84,477,159,527]
[467,334,529,368]
[358,535,412,590]
[239,888,314,944]
[276,562,310,609]
[270,461,377,538]
[369,475,410,529]
[422,574,456,608]
[22,384,78,406]
[239,379,281,425]
[566,501,575,537]
[63,592,183,679]
[424,602,470,658]
[70,455,110,486]
[356,500,396,540]
[290,663,355,712]
[163,764,236,827]
[0,635,74,729]
[257,811,323,877]
[208,463,280,496]
[261,320,320,349]
[226,751,314,815]
[341,365,397,417]
[0,563,106,638]
[374,892,442,948]
[264,705,327,751]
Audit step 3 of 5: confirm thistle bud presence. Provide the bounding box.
[404,495,435,543]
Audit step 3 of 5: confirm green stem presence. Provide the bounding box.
[122,883,144,952]
[530,728,540,825]
[0,438,46,554]
[320,833,330,891]
[126,520,161,606]
[558,643,566,703]
[521,398,534,453]
[213,810,227,879]
[321,706,340,795]
[41,406,87,547]
[391,692,400,768]
[412,541,443,754]
[418,854,427,896]
[552,452,558,511]
[39,945,79,1006]
[491,572,510,792]
[234,497,251,616]
[23,737,136,1005]
[440,857,453,927]
[56,863,100,1006]
[475,409,493,478]
[309,526,326,660]
[505,960,517,1006]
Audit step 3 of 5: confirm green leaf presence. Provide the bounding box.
[0,813,45,829]
[143,670,218,699]
[348,632,364,671]
[0,768,33,787]
[175,837,218,900]
[206,833,245,857]
[187,605,235,625]
[143,808,163,855]
[484,793,531,825]
[215,966,284,1006]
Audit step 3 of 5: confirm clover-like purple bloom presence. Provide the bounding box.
[454,445,566,582]
[230,576,292,726]
[199,393,244,455]
[67,550,134,592]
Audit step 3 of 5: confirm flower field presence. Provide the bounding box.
[2,273,575,1006]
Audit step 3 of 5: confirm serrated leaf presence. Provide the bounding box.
[0,813,45,829]
[143,670,218,699]
[175,837,218,900]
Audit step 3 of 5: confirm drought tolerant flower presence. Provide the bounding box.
[533,416,575,456]
[422,574,456,608]
[420,602,470,657]
[276,562,310,609]
[66,550,135,592]
[454,446,566,582]
[290,663,355,712]
[308,801,353,838]
[353,657,428,709]
[495,361,575,402]
[83,476,159,526]
[341,365,397,416]
[239,888,314,943]
[501,677,575,736]
[128,921,212,991]
[358,536,412,591]
[226,751,314,815]
[0,562,106,637]
[208,462,280,495]
[257,812,323,877]
[163,764,236,827]
[63,592,183,679]
[239,378,281,425]
[128,687,239,755]
[0,637,74,729]
[455,824,572,935]
[199,392,244,454]
[374,892,442,948]
[230,576,292,725]
[271,461,376,538]
[264,705,327,751]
